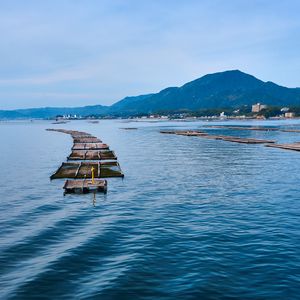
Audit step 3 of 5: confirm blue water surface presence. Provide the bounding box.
[0,119,299,300]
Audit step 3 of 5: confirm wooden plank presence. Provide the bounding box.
[266,143,300,152]
[100,161,124,178]
[51,161,127,179]
[160,130,207,136]
[160,130,177,134]
[204,125,300,133]
[76,163,97,179]
[120,127,138,130]
[160,130,275,144]
[74,162,81,178]
[63,179,107,194]
[67,150,117,160]
[219,136,275,144]
[72,143,109,150]
[99,150,117,160]
[50,162,80,179]
[203,125,279,132]
[68,162,124,179]
[73,137,102,143]
[175,131,207,136]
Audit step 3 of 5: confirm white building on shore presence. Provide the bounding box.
[252,103,267,113]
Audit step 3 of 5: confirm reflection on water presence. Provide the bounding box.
[0,119,300,299]
[93,192,96,207]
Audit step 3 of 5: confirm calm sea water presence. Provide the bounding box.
[0,119,300,300]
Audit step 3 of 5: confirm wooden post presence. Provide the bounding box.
[91,167,95,184]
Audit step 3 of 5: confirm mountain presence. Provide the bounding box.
[1,70,300,118]
[110,94,155,113]
[0,105,108,119]
[109,70,300,114]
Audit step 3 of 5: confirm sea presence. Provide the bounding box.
[0,119,299,300]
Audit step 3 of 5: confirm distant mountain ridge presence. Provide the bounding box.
[110,70,300,114]
[1,70,300,118]
[0,105,108,119]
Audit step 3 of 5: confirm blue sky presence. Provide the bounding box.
[0,0,299,109]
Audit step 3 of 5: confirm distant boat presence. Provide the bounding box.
[88,120,99,124]
[52,121,69,124]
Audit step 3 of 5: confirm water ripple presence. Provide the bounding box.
[0,120,300,299]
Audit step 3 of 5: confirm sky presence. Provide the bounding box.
[0,0,299,109]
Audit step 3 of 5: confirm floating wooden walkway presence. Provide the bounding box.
[202,125,300,133]
[47,129,124,194]
[265,142,300,152]
[73,137,102,143]
[51,161,124,179]
[203,125,278,132]
[68,150,117,161]
[203,135,275,144]
[161,127,300,153]
[160,130,275,144]
[72,143,109,150]
[120,127,138,130]
[160,130,207,136]
[64,179,107,194]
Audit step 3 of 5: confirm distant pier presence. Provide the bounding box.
[160,130,275,144]
[160,127,300,152]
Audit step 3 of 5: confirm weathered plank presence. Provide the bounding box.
[160,130,275,144]
[266,142,300,152]
[50,162,80,179]
[68,150,117,161]
[160,130,206,136]
[72,143,109,150]
[51,161,124,179]
[73,137,102,143]
[203,125,300,133]
[63,179,107,194]
[203,125,279,132]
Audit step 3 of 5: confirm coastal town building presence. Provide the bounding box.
[220,112,226,119]
[252,103,267,113]
[285,112,295,118]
